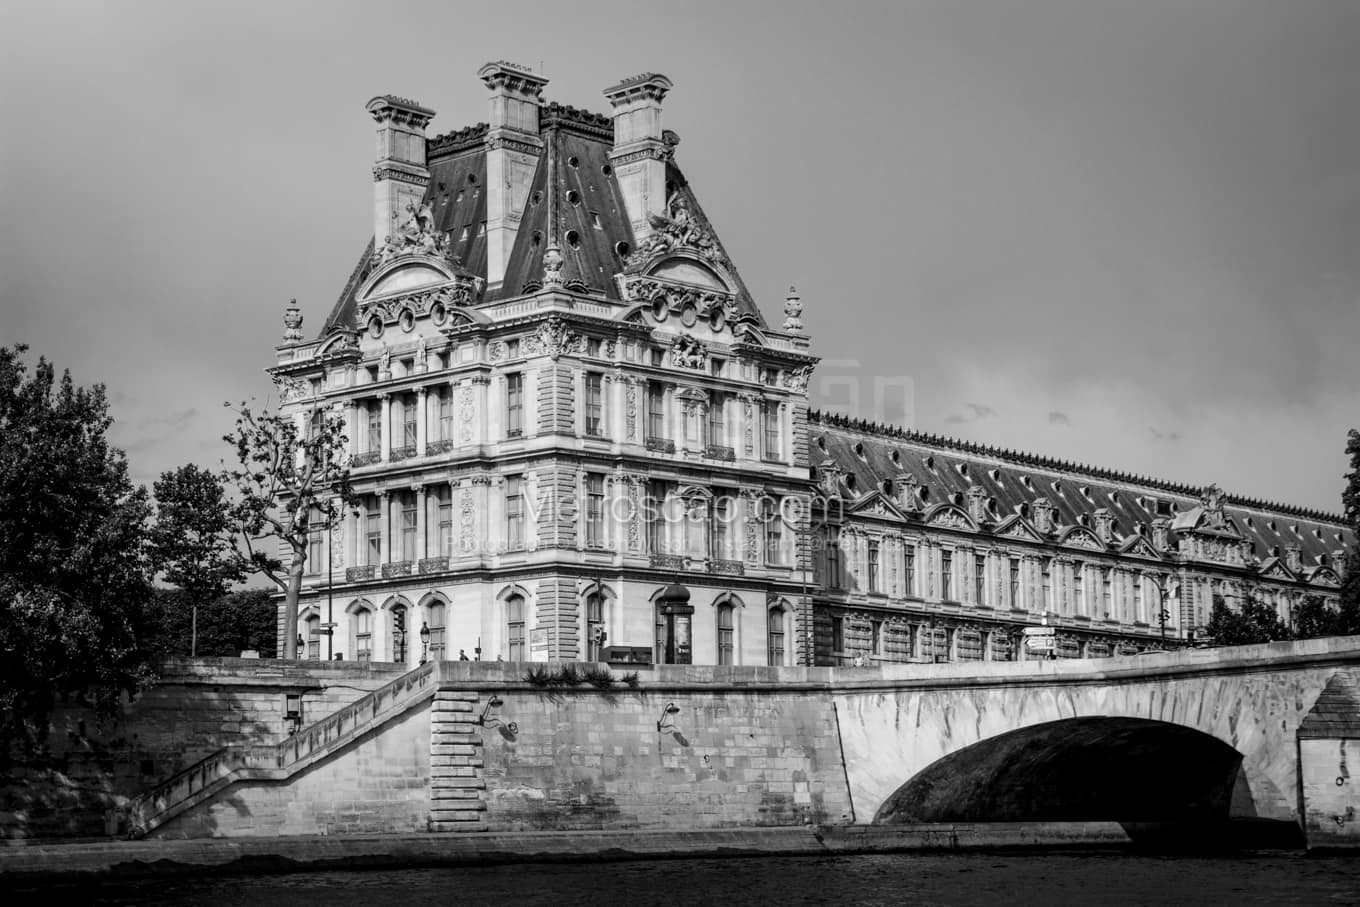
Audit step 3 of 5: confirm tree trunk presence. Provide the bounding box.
[281,551,306,660]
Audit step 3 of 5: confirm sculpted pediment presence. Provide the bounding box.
[923,504,977,533]
[1118,535,1162,561]
[994,514,1044,543]
[847,491,906,522]
[1309,567,1341,587]
[1258,557,1294,581]
[1059,526,1106,551]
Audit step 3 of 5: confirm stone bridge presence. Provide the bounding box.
[834,637,1360,846]
[107,638,1360,849]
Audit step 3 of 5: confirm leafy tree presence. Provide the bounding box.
[1292,594,1341,640]
[221,400,351,659]
[142,588,277,657]
[150,464,245,654]
[0,345,154,746]
[1339,429,1360,635]
[1205,594,1286,646]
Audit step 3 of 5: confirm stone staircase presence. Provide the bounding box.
[125,661,439,838]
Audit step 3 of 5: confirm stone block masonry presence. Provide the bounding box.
[429,690,487,831]
[470,685,853,832]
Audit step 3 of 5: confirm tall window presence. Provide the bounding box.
[646,381,665,440]
[1073,564,1085,615]
[1134,576,1145,623]
[646,480,669,554]
[1102,567,1113,617]
[716,603,734,665]
[941,550,954,600]
[426,601,446,660]
[506,594,526,660]
[707,392,725,446]
[905,544,916,596]
[366,496,382,566]
[585,473,605,548]
[506,475,524,550]
[974,553,986,604]
[586,592,605,661]
[764,497,786,565]
[305,614,321,660]
[353,607,373,661]
[584,373,604,437]
[391,605,408,663]
[831,614,845,657]
[870,619,883,656]
[436,486,452,557]
[307,527,323,574]
[1042,557,1053,612]
[762,401,780,459]
[506,373,523,438]
[399,492,417,561]
[767,607,786,666]
[827,529,842,589]
[867,539,881,593]
[1009,558,1021,609]
[366,400,381,453]
[437,386,453,442]
[400,395,417,450]
[711,491,733,560]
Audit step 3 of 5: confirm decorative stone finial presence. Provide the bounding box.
[282,300,303,343]
[783,286,804,333]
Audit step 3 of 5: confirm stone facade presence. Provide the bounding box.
[272,63,1349,673]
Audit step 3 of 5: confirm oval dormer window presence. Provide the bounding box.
[367,316,384,339]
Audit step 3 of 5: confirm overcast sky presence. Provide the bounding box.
[3,0,1358,514]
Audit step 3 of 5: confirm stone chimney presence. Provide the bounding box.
[477,62,549,290]
[366,95,436,252]
[603,73,674,241]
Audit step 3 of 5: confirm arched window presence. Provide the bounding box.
[426,600,446,661]
[304,613,321,660]
[506,594,526,660]
[352,607,373,661]
[767,606,787,666]
[391,604,408,663]
[716,603,734,666]
[655,604,669,665]
[586,591,605,661]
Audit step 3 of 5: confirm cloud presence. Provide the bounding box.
[1048,410,1071,425]
[944,402,997,424]
[1149,427,1183,442]
[136,407,199,431]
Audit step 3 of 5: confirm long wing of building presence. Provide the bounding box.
[269,62,1350,668]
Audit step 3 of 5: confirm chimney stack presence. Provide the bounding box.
[603,73,673,241]
[478,61,549,290]
[366,95,436,253]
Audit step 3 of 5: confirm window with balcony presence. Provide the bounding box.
[506,372,523,438]
[307,527,323,575]
[1009,558,1021,608]
[974,553,986,604]
[762,401,781,459]
[646,381,666,444]
[711,490,734,561]
[707,392,726,447]
[366,496,382,566]
[436,486,452,557]
[826,529,842,589]
[646,479,671,556]
[585,473,605,548]
[763,496,787,565]
[941,550,954,600]
[584,372,604,437]
[904,544,916,596]
[399,491,417,562]
[437,386,453,444]
[366,400,381,455]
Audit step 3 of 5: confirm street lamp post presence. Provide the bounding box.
[419,621,430,664]
[1146,574,1179,641]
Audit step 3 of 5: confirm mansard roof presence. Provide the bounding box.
[811,410,1352,571]
[319,103,763,338]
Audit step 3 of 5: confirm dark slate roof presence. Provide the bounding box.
[811,410,1352,568]
[321,102,764,336]
[1298,673,1360,738]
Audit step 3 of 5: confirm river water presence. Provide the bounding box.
[12,851,1360,906]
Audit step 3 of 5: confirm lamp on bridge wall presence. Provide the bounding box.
[283,692,303,736]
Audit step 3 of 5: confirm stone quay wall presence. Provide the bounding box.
[2,657,405,839]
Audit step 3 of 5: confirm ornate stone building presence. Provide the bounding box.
[270,63,1349,668]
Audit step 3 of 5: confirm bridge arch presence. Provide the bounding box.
[873,717,1249,827]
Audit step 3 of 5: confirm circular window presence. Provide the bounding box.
[565,229,581,249]
[399,309,415,332]
[367,316,384,339]
[601,163,613,176]
[531,230,543,248]
[709,309,725,332]
[651,298,669,322]
[430,302,447,326]
[467,173,478,185]
[566,190,581,206]
[531,190,542,205]
[615,241,631,258]
[680,304,698,328]
[567,155,580,168]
